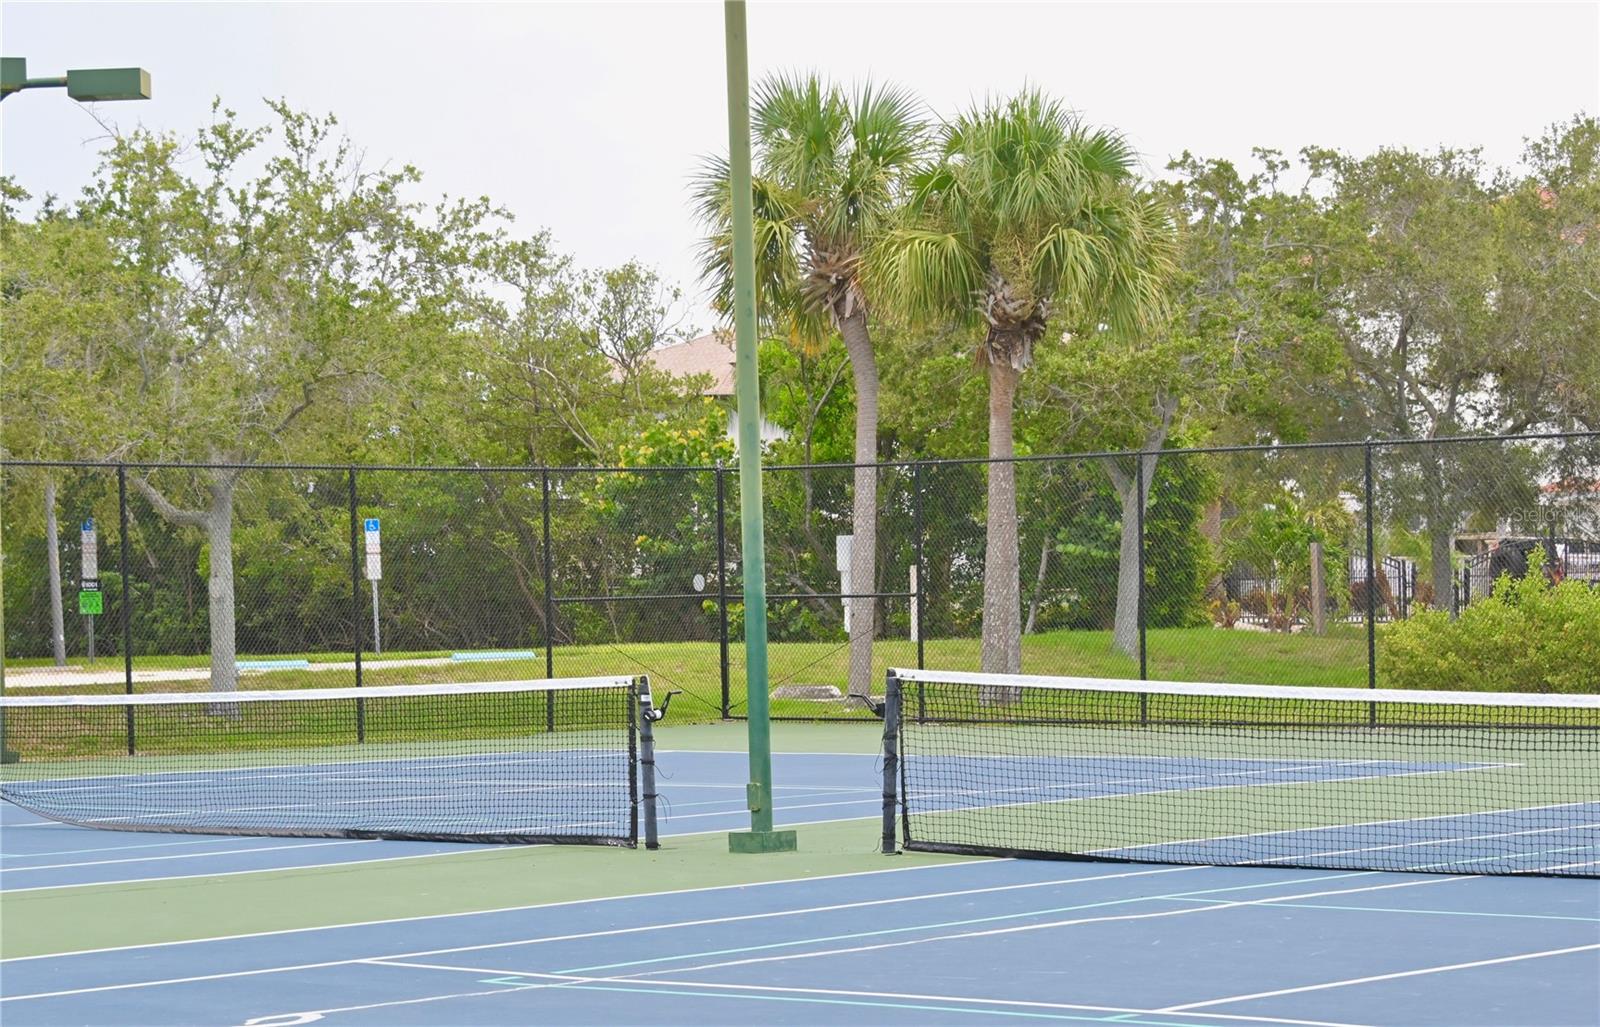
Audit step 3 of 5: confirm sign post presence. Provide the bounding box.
[364,518,382,655]
[80,519,100,662]
[835,535,853,633]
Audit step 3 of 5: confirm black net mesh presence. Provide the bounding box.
[885,670,1600,876]
[1,677,644,846]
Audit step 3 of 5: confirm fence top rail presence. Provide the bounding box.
[4,429,1597,476]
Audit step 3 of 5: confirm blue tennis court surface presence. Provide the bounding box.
[1101,802,1600,875]
[4,747,1598,1025]
[6,750,1599,887]
[0,751,883,890]
[3,859,1596,1026]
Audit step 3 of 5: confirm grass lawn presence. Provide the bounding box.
[6,625,1374,722]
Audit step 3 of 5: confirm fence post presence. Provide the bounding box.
[541,469,556,688]
[913,461,926,671]
[1364,442,1378,726]
[716,463,730,718]
[1548,511,1560,579]
[1136,451,1148,683]
[348,467,364,742]
[118,464,134,754]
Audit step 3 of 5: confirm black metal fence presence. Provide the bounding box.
[4,431,1597,718]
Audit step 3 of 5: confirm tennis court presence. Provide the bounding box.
[3,674,1597,1026]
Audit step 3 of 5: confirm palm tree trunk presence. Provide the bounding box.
[839,310,879,699]
[45,478,66,667]
[981,360,1023,685]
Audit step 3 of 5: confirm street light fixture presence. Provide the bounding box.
[2,58,152,102]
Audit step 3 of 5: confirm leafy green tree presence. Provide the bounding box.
[40,102,489,689]
[1298,136,1597,604]
[873,91,1174,674]
[1,186,137,665]
[695,72,927,697]
[1223,489,1353,631]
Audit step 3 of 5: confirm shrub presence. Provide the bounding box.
[1379,548,1600,693]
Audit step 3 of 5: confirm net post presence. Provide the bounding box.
[1364,440,1378,727]
[913,462,926,670]
[881,670,902,854]
[118,464,135,754]
[637,676,659,850]
[716,462,730,718]
[348,467,365,742]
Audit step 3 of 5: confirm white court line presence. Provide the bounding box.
[914,757,1511,803]
[0,854,1010,961]
[0,747,621,785]
[0,844,518,889]
[1163,896,1600,924]
[0,862,1211,994]
[0,834,271,859]
[0,839,377,873]
[1102,821,1600,874]
[904,763,1518,828]
[353,959,1375,1027]
[660,795,878,822]
[591,876,1467,983]
[1157,943,1600,1012]
[1100,801,1600,855]
[0,804,886,894]
[1,846,516,894]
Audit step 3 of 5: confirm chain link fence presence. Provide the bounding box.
[5,432,1597,721]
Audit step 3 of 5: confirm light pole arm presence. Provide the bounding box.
[2,59,150,101]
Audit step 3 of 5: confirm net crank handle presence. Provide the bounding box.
[644,689,682,722]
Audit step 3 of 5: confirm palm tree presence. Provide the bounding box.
[873,91,1174,675]
[694,73,927,699]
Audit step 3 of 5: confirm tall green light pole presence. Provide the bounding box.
[0,56,151,764]
[723,1,796,854]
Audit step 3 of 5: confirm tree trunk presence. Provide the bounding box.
[1104,398,1175,660]
[839,310,878,699]
[981,361,1023,686]
[1429,527,1454,615]
[1024,532,1051,636]
[44,478,66,667]
[1421,453,1456,614]
[1112,474,1141,658]
[132,472,240,693]
[205,477,239,694]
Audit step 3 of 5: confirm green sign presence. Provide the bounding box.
[78,589,103,616]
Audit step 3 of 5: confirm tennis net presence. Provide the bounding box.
[0,676,658,847]
[880,669,1599,877]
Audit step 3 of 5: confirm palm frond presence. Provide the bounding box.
[870,227,983,328]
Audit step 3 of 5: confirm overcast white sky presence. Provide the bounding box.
[3,1,1597,324]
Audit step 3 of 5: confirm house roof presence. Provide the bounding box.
[643,331,736,396]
